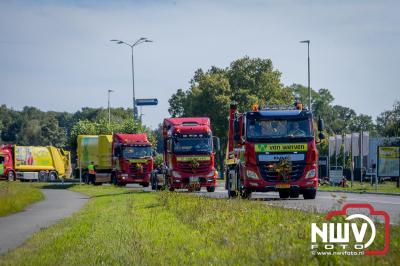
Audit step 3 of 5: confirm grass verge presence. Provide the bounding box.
[318,181,400,194]
[0,185,399,265]
[0,182,44,217]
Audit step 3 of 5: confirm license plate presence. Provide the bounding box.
[276,183,290,189]
[189,177,199,183]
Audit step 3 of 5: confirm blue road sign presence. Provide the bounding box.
[136,98,158,106]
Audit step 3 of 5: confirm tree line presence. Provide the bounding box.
[1,56,398,158]
[0,106,156,156]
[167,56,400,155]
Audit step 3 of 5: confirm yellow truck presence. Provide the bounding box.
[77,135,113,184]
[0,144,71,181]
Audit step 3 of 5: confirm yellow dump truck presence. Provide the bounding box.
[0,144,71,181]
[77,135,113,184]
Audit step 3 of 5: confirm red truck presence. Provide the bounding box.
[163,117,219,192]
[111,133,154,187]
[225,102,325,199]
[0,145,15,181]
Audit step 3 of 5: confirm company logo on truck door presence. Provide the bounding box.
[255,143,308,153]
[176,156,210,162]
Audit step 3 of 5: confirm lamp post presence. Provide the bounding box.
[110,38,153,121]
[300,40,311,111]
[107,89,114,126]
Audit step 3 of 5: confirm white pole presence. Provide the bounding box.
[360,131,363,184]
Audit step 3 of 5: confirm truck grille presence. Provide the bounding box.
[177,161,211,174]
[259,162,306,182]
[129,164,150,175]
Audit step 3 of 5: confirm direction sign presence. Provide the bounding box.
[135,98,158,106]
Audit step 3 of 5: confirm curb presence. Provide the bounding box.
[319,190,400,196]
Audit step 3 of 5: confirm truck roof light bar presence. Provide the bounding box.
[261,104,306,111]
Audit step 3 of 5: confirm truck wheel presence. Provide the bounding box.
[206,186,215,193]
[49,171,58,181]
[142,182,149,188]
[7,171,15,181]
[38,171,47,182]
[168,187,175,192]
[303,189,317,200]
[240,188,251,199]
[279,189,290,199]
[228,190,238,198]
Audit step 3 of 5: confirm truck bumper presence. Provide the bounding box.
[168,176,217,189]
[118,173,151,184]
[243,177,317,192]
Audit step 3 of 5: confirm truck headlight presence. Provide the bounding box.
[305,169,316,179]
[171,171,181,178]
[207,170,218,177]
[246,170,259,179]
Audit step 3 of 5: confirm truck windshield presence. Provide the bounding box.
[123,146,152,158]
[247,118,313,139]
[173,137,212,154]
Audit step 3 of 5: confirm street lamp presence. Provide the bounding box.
[108,89,114,126]
[110,38,153,121]
[300,40,311,111]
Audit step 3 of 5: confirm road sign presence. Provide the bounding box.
[329,166,343,185]
[135,98,158,106]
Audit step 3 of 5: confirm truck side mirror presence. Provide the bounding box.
[318,132,325,140]
[114,145,122,157]
[152,150,156,157]
[213,136,220,151]
[234,120,240,141]
[318,117,324,131]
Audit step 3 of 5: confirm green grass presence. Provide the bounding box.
[318,181,400,194]
[0,182,44,217]
[0,185,399,265]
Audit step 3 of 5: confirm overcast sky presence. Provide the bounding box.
[0,0,399,128]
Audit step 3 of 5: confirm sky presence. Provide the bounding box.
[0,0,399,129]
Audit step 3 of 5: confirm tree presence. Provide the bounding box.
[41,116,67,147]
[377,101,400,137]
[168,89,187,117]
[168,56,292,149]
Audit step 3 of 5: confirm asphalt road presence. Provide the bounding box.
[0,189,88,254]
[191,185,400,225]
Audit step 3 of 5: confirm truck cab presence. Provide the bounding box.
[163,118,218,192]
[0,145,16,181]
[112,133,153,187]
[226,102,324,199]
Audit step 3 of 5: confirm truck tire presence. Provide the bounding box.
[169,187,175,192]
[49,171,58,181]
[206,186,215,193]
[279,189,290,199]
[195,186,201,192]
[142,182,149,188]
[39,171,48,182]
[7,171,15,181]
[303,189,317,200]
[240,188,251,199]
[228,190,238,198]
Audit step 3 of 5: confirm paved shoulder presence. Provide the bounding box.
[0,189,89,254]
